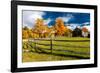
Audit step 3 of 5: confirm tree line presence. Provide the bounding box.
[22,18,90,39]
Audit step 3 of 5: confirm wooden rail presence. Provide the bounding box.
[27,38,90,54]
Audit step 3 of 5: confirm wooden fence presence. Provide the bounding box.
[22,38,90,59]
[27,38,90,55]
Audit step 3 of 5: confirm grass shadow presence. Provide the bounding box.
[32,47,90,59]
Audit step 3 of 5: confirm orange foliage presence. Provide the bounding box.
[22,30,29,39]
[82,27,88,32]
[55,18,66,36]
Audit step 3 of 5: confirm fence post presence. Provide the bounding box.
[50,38,53,53]
[34,39,37,52]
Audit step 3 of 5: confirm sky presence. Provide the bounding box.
[22,10,90,29]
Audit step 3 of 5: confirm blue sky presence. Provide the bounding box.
[22,10,90,29]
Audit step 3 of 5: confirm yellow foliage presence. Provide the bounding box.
[55,18,66,36]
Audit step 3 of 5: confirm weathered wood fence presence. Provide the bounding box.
[27,38,90,55]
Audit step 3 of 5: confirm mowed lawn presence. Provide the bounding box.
[22,37,90,62]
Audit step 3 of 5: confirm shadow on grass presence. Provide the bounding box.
[30,47,90,59]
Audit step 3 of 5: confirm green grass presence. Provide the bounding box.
[54,36,90,40]
[22,37,90,62]
[22,52,78,62]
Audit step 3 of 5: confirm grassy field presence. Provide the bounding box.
[22,37,90,62]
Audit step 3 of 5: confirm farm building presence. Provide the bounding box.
[72,26,82,37]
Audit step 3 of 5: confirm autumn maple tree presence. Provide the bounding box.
[22,26,29,39]
[54,18,66,36]
[82,27,88,32]
[33,18,49,38]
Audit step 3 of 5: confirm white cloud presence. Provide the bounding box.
[58,14,74,23]
[23,11,45,28]
[83,22,90,25]
[23,23,32,29]
[65,23,81,30]
[44,18,52,25]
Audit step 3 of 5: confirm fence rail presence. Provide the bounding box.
[32,38,90,42]
[28,38,89,51]
[35,42,90,48]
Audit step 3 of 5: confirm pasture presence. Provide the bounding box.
[22,37,90,62]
